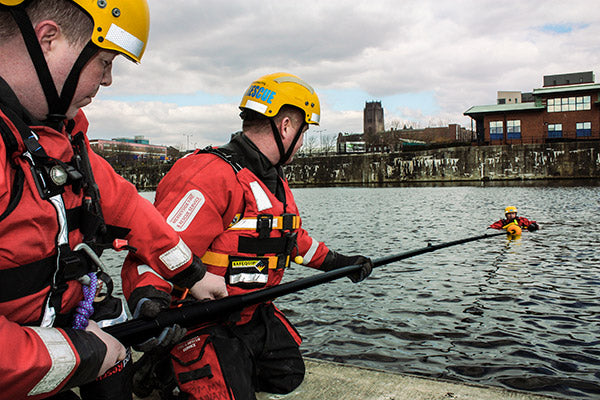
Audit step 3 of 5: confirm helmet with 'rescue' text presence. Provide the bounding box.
[505,206,518,215]
[239,72,320,125]
[0,0,150,63]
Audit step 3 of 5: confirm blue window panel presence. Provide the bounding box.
[490,133,503,140]
[548,130,562,138]
[576,129,591,137]
[507,132,521,139]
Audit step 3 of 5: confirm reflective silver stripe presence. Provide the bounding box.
[243,99,268,114]
[41,194,69,328]
[27,327,76,396]
[230,219,258,229]
[302,238,319,264]
[49,195,68,246]
[273,75,315,94]
[159,238,192,271]
[40,298,56,328]
[230,218,282,230]
[229,273,268,285]
[249,181,273,212]
[105,23,144,58]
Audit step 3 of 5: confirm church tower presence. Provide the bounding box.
[364,101,385,134]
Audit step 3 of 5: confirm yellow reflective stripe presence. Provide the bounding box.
[201,251,286,269]
[201,251,230,267]
[228,216,299,230]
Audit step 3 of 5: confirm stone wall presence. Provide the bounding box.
[284,141,600,185]
[112,142,600,190]
[114,162,174,191]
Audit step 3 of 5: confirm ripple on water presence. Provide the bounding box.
[104,185,600,400]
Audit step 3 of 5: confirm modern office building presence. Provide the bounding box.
[464,71,600,144]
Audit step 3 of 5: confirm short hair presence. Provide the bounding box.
[242,105,305,134]
[0,0,93,45]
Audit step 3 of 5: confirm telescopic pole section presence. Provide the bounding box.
[105,231,507,346]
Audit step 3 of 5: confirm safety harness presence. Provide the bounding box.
[0,102,130,327]
[196,147,299,287]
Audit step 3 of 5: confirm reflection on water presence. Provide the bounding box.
[104,182,600,399]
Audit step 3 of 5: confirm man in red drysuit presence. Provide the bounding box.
[0,1,226,398]
[489,206,539,231]
[122,72,373,399]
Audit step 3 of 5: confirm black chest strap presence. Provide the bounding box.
[0,112,24,222]
[196,146,244,173]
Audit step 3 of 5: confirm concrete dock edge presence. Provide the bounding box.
[255,358,564,400]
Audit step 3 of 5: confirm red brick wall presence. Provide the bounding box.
[484,92,600,144]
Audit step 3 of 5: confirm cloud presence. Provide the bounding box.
[86,0,600,146]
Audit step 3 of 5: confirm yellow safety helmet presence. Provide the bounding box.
[505,206,518,214]
[239,72,320,125]
[0,0,150,62]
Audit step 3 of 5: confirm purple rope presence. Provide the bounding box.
[73,273,98,330]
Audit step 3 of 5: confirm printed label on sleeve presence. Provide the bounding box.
[167,189,205,232]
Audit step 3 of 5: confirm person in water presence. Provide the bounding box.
[489,206,539,232]
[122,72,374,399]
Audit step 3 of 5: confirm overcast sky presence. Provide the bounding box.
[84,0,600,150]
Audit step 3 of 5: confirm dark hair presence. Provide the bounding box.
[0,0,92,45]
[242,105,304,133]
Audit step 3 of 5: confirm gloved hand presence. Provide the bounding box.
[321,251,373,283]
[527,222,540,232]
[134,323,187,353]
[128,286,187,353]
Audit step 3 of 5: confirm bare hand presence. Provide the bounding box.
[189,272,228,301]
[85,320,126,377]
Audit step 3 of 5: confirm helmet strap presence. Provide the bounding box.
[9,6,98,128]
[269,117,287,165]
[269,117,306,167]
[52,40,98,120]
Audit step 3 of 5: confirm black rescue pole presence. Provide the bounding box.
[105,231,507,346]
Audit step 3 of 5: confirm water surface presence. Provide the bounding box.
[106,182,600,399]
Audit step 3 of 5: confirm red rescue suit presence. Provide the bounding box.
[489,216,537,230]
[0,100,201,398]
[122,142,332,399]
[123,146,330,320]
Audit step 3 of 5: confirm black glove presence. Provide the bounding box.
[321,251,373,283]
[527,222,539,232]
[128,286,187,353]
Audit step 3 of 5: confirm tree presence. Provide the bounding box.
[322,134,337,155]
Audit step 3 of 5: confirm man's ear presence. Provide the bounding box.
[279,116,294,140]
[34,20,61,54]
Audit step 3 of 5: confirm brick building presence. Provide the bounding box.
[89,136,168,160]
[464,71,600,144]
[337,101,472,153]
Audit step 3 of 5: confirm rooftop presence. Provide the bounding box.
[532,83,600,95]
[464,102,544,116]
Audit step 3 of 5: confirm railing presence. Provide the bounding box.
[486,129,600,145]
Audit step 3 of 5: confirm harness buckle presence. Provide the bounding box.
[281,213,296,231]
[256,214,273,239]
